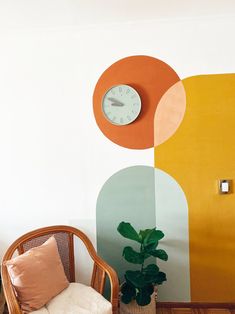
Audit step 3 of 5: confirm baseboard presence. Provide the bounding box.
[157,302,235,314]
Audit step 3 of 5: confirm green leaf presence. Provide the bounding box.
[145,284,154,296]
[143,264,160,284]
[124,274,136,288]
[125,271,146,288]
[136,287,152,306]
[154,271,167,285]
[121,282,136,304]
[155,230,164,240]
[143,229,164,247]
[144,240,159,252]
[117,222,141,243]
[144,264,159,275]
[123,247,144,264]
[139,229,155,242]
[121,294,132,304]
[150,249,168,261]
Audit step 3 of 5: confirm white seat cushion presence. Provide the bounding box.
[31,282,112,314]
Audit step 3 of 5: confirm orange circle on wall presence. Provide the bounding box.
[93,55,180,149]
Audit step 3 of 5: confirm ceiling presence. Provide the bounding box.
[0,0,235,30]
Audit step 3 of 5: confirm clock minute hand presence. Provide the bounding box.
[107,97,125,107]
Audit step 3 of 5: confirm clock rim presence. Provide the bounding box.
[101,84,142,126]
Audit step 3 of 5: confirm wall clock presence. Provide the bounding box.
[102,84,141,125]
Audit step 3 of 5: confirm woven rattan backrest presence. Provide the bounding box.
[19,231,75,282]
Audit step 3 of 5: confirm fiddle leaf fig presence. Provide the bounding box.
[121,282,136,304]
[154,271,167,285]
[123,247,145,264]
[150,249,168,261]
[118,222,141,243]
[139,228,155,241]
[143,229,164,246]
[144,264,159,275]
[125,270,146,288]
[136,287,152,306]
[143,264,160,284]
[117,222,168,307]
[144,240,159,252]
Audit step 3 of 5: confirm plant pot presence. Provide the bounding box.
[0,290,5,314]
[120,293,156,314]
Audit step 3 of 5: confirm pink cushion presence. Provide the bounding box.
[6,236,69,313]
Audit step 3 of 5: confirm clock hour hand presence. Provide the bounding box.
[107,97,125,107]
[111,102,124,107]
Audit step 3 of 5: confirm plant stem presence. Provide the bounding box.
[140,242,144,273]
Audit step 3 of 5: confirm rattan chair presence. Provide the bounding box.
[1,225,119,314]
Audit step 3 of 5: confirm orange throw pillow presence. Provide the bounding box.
[6,236,69,313]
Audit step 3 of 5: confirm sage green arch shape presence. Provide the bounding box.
[96,165,156,282]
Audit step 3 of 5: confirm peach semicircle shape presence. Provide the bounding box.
[154,80,186,146]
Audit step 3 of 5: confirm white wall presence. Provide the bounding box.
[1,3,235,283]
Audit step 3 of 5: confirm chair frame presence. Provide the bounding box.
[1,225,119,314]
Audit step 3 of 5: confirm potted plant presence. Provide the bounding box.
[117,222,168,314]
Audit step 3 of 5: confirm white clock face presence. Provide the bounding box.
[102,84,141,125]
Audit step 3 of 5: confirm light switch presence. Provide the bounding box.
[219,179,232,194]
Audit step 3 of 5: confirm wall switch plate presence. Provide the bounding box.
[219,179,232,194]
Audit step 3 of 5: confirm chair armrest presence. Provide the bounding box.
[91,256,119,314]
[1,263,22,314]
[71,228,119,314]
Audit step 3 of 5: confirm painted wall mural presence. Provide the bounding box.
[93,55,180,149]
[155,74,235,302]
[96,166,156,282]
[93,55,235,302]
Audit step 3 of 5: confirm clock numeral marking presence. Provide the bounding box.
[120,118,124,124]
[119,87,122,93]
[127,115,131,121]
[133,103,138,106]
[126,89,130,94]
[111,90,115,95]
[132,110,137,114]
[106,112,112,116]
[131,94,137,99]
[112,116,116,121]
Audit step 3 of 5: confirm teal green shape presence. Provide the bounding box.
[154,168,190,301]
[96,165,156,284]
